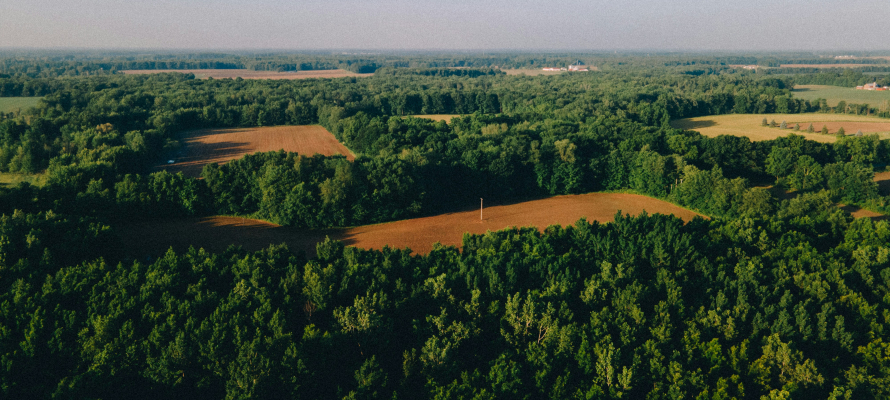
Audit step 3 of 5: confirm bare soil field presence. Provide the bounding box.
[157,126,355,177]
[117,193,702,258]
[120,69,372,80]
[671,114,890,143]
[874,171,890,196]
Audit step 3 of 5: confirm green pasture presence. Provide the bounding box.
[792,85,890,108]
[0,97,43,113]
[0,172,44,188]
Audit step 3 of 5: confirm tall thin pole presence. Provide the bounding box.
[480,198,483,221]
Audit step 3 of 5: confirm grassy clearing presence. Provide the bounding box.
[671,113,890,143]
[792,85,890,108]
[408,115,462,122]
[0,97,42,113]
[0,172,44,188]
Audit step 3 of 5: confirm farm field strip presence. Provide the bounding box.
[0,97,42,113]
[120,69,373,80]
[157,125,355,177]
[116,192,702,258]
[792,85,890,107]
[671,113,890,143]
[408,115,462,122]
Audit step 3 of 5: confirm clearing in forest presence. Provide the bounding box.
[408,115,462,122]
[120,69,373,80]
[792,85,890,108]
[0,97,42,113]
[157,125,355,177]
[671,113,890,143]
[117,192,703,258]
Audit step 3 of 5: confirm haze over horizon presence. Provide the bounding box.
[1,0,888,51]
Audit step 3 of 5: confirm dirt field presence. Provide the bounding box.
[117,193,703,258]
[671,114,890,143]
[120,69,372,80]
[157,126,355,177]
[409,115,462,122]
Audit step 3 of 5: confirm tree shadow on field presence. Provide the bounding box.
[677,120,718,130]
[154,140,252,178]
[116,217,357,259]
[839,204,890,222]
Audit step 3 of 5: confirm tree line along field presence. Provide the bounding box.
[670,113,890,142]
[115,192,702,258]
[792,84,890,108]
[157,125,355,177]
[120,69,373,79]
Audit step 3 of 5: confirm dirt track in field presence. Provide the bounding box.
[156,126,355,177]
[120,69,372,79]
[117,193,703,258]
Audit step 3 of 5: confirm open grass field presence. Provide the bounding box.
[156,125,355,177]
[671,113,890,143]
[120,69,373,80]
[792,85,890,108]
[0,97,42,113]
[779,64,884,68]
[116,192,703,258]
[408,115,462,122]
[0,172,43,188]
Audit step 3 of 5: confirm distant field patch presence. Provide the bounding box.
[0,172,43,188]
[671,114,890,143]
[116,192,702,258]
[503,69,567,76]
[157,125,355,177]
[120,69,372,80]
[792,85,890,108]
[408,115,462,122]
[780,64,883,68]
[0,97,42,113]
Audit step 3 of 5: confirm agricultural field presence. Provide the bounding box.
[671,113,890,143]
[779,64,883,68]
[0,97,42,113]
[0,172,43,188]
[503,69,567,76]
[792,84,890,107]
[120,69,373,80]
[116,192,702,258]
[156,125,355,177]
[408,114,462,122]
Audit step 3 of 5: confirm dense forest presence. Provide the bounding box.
[1,52,890,399]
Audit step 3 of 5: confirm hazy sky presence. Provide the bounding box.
[1,0,887,51]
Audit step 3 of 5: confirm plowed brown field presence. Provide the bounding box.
[157,126,355,177]
[117,193,703,258]
[120,69,372,79]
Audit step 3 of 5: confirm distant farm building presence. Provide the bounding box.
[856,82,888,91]
[542,60,590,72]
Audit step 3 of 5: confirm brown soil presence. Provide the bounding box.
[157,126,355,177]
[839,204,888,221]
[117,193,703,258]
[875,171,890,196]
[120,69,372,80]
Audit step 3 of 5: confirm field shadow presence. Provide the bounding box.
[839,204,889,221]
[154,140,252,177]
[875,175,890,196]
[115,217,355,259]
[674,120,718,130]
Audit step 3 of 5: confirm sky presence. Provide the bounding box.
[0,0,888,51]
